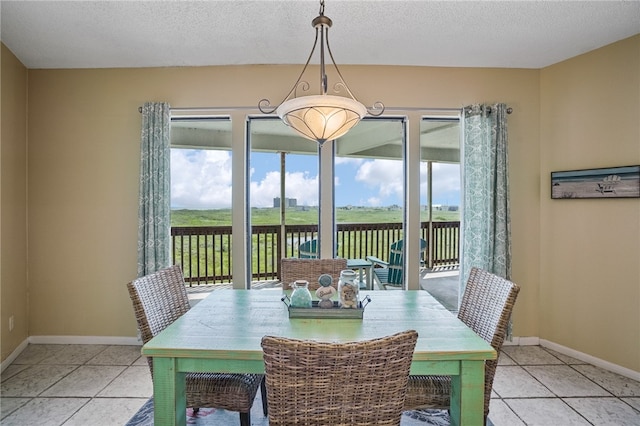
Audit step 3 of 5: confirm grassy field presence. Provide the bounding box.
[171,207,460,226]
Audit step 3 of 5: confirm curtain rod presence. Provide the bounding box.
[137,106,258,113]
[138,105,513,114]
[381,106,514,115]
[464,105,513,114]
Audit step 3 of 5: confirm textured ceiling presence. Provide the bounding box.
[1,1,639,70]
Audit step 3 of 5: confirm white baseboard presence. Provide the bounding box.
[2,335,141,373]
[6,334,638,383]
[503,336,540,346]
[539,339,640,382]
[28,335,141,345]
[504,336,639,382]
[0,338,29,373]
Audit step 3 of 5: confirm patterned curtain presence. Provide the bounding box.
[137,102,171,277]
[461,103,512,292]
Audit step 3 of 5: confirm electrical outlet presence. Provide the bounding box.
[9,316,14,332]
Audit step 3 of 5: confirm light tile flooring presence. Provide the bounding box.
[490,346,640,425]
[1,344,639,425]
[1,345,151,425]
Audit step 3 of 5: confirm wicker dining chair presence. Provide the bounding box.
[403,267,520,422]
[261,330,418,426]
[127,265,265,426]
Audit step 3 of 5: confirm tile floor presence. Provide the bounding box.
[1,344,151,425]
[1,344,639,425]
[490,346,640,425]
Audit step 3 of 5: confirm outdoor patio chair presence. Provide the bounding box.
[366,238,427,289]
[298,238,319,258]
[403,267,520,422]
[261,330,418,426]
[280,257,347,291]
[297,238,339,258]
[127,265,266,426]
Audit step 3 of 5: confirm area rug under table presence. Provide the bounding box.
[126,396,492,426]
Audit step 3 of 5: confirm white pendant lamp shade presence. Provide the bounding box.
[258,0,383,145]
[277,95,367,144]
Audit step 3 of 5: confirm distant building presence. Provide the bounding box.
[422,204,458,212]
[273,197,297,208]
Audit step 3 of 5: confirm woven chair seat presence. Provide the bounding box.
[404,375,451,409]
[185,372,262,413]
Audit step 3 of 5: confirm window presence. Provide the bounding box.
[248,117,319,281]
[420,116,461,308]
[170,116,233,284]
[334,117,406,261]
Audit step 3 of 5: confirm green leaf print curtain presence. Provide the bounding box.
[137,102,171,276]
[461,103,512,292]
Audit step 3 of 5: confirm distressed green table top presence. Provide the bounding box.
[142,289,494,426]
[142,290,495,367]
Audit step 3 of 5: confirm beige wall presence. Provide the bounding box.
[1,45,29,360]
[540,35,640,372]
[24,64,540,343]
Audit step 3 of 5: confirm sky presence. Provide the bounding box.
[171,149,460,210]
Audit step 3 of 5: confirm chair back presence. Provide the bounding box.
[458,267,520,417]
[298,238,339,259]
[298,238,318,258]
[387,238,427,285]
[261,330,418,426]
[127,265,190,372]
[280,258,347,291]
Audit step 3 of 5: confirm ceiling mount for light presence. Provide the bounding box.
[258,0,384,146]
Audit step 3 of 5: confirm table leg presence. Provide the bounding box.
[449,360,485,426]
[153,357,187,426]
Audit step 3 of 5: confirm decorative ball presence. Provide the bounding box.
[318,274,333,287]
[318,299,334,309]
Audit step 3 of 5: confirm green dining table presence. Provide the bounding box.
[141,289,495,426]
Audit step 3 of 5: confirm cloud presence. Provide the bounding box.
[250,171,319,208]
[419,162,461,204]
[349,159,460,207]
[367,197,382,206]
[335,157,365,166]
[171,148,459,210]
[355,159,403,200]
[171,149,233,209]
[172,149,319,209]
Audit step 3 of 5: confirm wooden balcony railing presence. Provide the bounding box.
[171,221,460,285]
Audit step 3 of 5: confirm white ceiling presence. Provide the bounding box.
[1,1,639,70]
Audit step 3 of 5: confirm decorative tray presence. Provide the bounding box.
[281,296,371,319]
